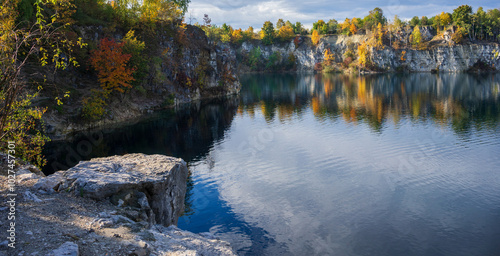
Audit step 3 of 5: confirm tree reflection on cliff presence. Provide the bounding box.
[239,73,500,135]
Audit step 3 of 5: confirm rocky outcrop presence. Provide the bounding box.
[0,154,236,255]
[35,153,188,226]
[235,34,500,73]
[371,44,500,72]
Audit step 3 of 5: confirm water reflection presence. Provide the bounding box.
[44,73,500,256]
[182,73,500,255]
[239,73,500,134]
[42,97,239,174]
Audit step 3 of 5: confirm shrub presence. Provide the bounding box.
[82,89,108,121]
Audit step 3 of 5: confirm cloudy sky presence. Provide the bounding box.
[186,0,498,30]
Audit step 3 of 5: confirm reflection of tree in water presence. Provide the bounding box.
[42,97,239,175]
[239,73,500,134]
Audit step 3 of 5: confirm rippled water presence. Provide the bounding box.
[44,73,500,255]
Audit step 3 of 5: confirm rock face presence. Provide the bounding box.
[235,35,500,72]
[371,44,500,72]
[35,153,188,226]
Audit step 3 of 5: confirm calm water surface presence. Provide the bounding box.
[44,73,500,256]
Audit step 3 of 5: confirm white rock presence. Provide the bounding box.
[49,242,79,256]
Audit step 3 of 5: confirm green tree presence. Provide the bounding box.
[294,21,303,34]
[453,5,473,38]
[410,16,420,27]
[421,16,429,26]
[364,7,386,31]
[393,15,403,29]
[276,18,285,30]
[261,21,275,45]
[327,19,338,34]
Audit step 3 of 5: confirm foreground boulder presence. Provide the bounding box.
[35,153,188,226]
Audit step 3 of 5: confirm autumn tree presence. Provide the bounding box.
[411,25,422,47]
[440,12,452,29]
[232,28,244,44]
[375,22,384,48]
[357,41,369,67]
[311,30,320,45]
[276,19,285,30]
[1,0,79,166]
[313,20,328,34]
[350,23,358,35]
[277,26,295,42]
[90,38,135,93]
[341,18,351,34]
[261,21,275,45]
[323,48,335,65]
[244,26,255,40]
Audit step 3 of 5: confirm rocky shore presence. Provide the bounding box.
[0,153,236,256]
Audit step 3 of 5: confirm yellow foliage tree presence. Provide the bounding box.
[278,26,295,42]
[140,0,182,22]
[231,28,244,44]
[375,23,384,48]
[357,42,369,67]
[440,11,452,28]
[341,18,351,34]
[323,49,335,65]
[311,30,320,45]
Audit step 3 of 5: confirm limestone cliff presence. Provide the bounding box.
[234,35,500,72]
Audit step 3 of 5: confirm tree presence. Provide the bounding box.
[311,30,320,45]
[364,7,386,31]
[203,14,211,26]
[375,22,384,48]
[327,19,338,34]
[411,25,422,47]
[140,0,182,22]
[277,26,295,42]
[393,15,403,29]
[323,48,335,65]
[341,18,351,34]
[294,21,304,34]
[350,23,358,35]
[244,26,255,40]
[261,21,275,45]
[313,20,328,34]
[1,0,79,166]
[90,38,135,93]
[440,12,452,28]
[276,19,285,30]
[357,41,369,67]
[421,16,429,26]
[453,5,473,38]
[231,28,244,44]
[410,16,420,27]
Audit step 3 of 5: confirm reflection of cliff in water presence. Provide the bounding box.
[239,73,500,133]
[42,97,239,175]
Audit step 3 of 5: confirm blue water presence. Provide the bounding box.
[44,73,500,255]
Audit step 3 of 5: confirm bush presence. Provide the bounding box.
[82,89,108,121]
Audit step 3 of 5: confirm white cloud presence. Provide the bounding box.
[187,0,498,29]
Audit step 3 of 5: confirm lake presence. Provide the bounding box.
[43,73,500,255]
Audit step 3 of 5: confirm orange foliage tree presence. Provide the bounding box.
[90,38,135,93]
